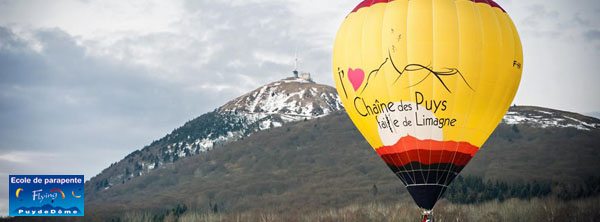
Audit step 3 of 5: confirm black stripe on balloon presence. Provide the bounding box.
[386,163,464,185]
[394,162,466,172]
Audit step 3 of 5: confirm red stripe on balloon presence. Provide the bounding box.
[350,0,391,13]
[471,0,506,12]
[375,135,479,166]
[379,149,474,166]
[349,0,506,15]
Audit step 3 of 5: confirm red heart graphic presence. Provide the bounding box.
[348,68,365,91]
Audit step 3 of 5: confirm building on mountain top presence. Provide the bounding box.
[299,72,312,81]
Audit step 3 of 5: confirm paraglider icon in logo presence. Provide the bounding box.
[332,0,523,219]
[72,190,82,198]
[15,188,23,201]
[51,189,65,199]
[15,188,25,201]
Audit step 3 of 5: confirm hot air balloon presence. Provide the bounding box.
[332,0,522,218]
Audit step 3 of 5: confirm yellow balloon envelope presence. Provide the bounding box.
[332,0,522,210]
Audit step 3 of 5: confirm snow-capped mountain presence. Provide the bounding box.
[86,75,598,193]
[87,76,343,191]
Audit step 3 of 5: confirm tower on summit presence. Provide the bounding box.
[290,49,313,82]
[293,49,299,78]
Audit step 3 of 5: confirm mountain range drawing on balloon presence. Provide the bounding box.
[343,50,474,95]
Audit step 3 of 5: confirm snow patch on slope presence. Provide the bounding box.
[502,109,599,131]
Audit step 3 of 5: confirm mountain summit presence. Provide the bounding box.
[87,76,343,191]
[220,77,341,118]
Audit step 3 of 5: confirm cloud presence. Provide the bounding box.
[571,13,591,26]
[521,4,560,28]
[0,198,6,217]
[0,25,243,187]
[0,153,31,164]
[584,29,600,41]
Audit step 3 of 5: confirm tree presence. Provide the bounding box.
[372,184,378,197]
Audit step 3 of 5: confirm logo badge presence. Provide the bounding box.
[9,175,84,216]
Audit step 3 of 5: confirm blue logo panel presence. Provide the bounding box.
[9,175,84,216]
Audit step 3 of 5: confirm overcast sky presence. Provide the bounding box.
[0,0,599,216]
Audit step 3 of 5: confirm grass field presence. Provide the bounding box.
[109,196,599,222]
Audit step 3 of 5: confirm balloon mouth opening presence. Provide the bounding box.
[407,185,447,210]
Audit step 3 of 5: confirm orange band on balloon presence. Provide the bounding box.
[375,136,479,166]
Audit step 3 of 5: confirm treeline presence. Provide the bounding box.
[444,175,600,204]
[554,176,600,201]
